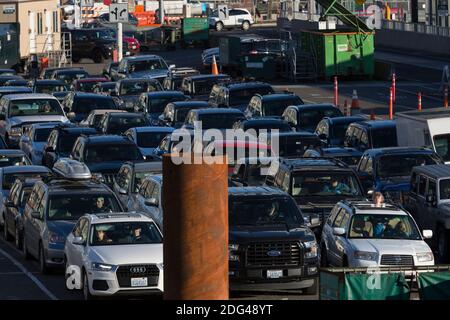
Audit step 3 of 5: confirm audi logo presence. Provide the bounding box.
[130,267,147,273]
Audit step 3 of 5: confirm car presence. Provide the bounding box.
[0,166,51,229]
[40,67,83,80]
[230,157,279,187]
[65,212,163,299]
[282,104,343,133]
[114,161,162,210]
[22,159,124,273]
[61,92,119,123]
[182,108,245,132]
[114,78,163,112]
[98,112,151,135]
[71,77,109,93]
[32,79,69,94]
[0,75,25,86]
[403,164,450,262]
[209,8,254,31]
[102,62,119,80]
[0,149,31,167]
[181,74,231,101]
[0,69,17,76]
[135,91,188,125]
[209,82,275,111]
[232,118,293,137]
[152,131,192,159]
[344,120,398,152]
[245,93,304,119]
[92,82,117,96]
[228,186,318,293]
[355,147,443,200]
[320,200,434,268]
[19,123,62,165]
[79,109,127,129]
[4,79,30,87]
[51,68,90,85]
[105,28,141,55]
[64,28,117,63]
[0,86,33,99]
[127,175,164,228]
[42,125,98,168]
[163,68,200,91]
[3,178,42,249]
[111,55,171,83]
[70,135,144,187]
[265,158,365,237]
[315,116,366,147]
[0,94,69,148]
[125,127,174,158]
[303,147,363,169]
[159,101,210,128]
[266,131,322,157]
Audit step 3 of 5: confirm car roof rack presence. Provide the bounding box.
[281,157,349,169]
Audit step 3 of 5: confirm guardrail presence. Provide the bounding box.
[382,20,450,37]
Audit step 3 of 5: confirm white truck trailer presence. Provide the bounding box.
[396,108,450,163]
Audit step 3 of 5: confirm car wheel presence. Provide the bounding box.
[93,50,103,63]
[83,273,95,300]
[215,22,224,31]
[304,279,318,295]
[437,228,450,263]
[242,21,250,31]
[39,244,50,274]
[22,233,31,260]
[3,218,11,241]
[15,226,22,250]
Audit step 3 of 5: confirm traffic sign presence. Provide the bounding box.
[218,5,228,20]
[109,3,128,23]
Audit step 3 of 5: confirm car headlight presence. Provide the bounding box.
[417,252,434,262]
[304,241,318,258]
[354,251,377,261]
[229,243,239,262]
[48,231,66,244]
[9,127,22,136]
[91,262,116,272]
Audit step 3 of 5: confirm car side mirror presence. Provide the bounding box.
[31,211,41,220]
[145,198,159,207]
[169,64,176,69]
[118,187,127,195]
[332,227,346,236]
[72,236,85,246]
[422,230,433,239]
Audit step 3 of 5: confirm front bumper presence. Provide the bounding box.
[45,245,65,267]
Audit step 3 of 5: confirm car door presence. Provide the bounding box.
[72,218,89,269]
[27,187,45,257]
[334,211,350,267]
[114,166,130,208]
[224,9,236,26]
[423,178,438,232]
[66,218,84,268]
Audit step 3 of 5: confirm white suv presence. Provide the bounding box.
[65,212,163,299]
[209,8,254,31]
[320,201,434,268]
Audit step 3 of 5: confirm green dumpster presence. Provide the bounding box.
[181,17,209,48]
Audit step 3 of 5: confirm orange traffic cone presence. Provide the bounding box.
[211,55,219,75]
[350,89,361,115]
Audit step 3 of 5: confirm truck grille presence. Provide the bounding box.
[246,242,302,267]
[116,264,159,288]
[380,255,414,266]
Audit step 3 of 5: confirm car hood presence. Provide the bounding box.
[31,142,46,151]
[138,147,155,157]
[350,239,431,255]
[129,69,168,79]
[47,220,76,237]
[89,243,163,265]
[377,176,411,192]
[9,115,68,126]
[229,225,315,243]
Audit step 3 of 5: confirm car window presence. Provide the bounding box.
[81,218,89,241]
[364,157,373,175]
[428,179,437,197]
[418,175,427,197]
[73,218,85,238]
[332,209,345,228]
[410,172,418,194]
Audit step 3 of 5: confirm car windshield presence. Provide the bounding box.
[0,155,30,168]
[229,197,304,226]
[90,221,162,246]
[58,133,80,153]
[229,87,274,106]
[74,97,117,114]
[299,108,341,130]
[371,128,398,148]
[20,189,32,207]
[47,194,121,221]
[35,84,68,94]
[433,134,450,161]
[2,172,49,189]
[34,128,53,142]
[291,172,361,197]
[277,137,319,157]
[84,144,142,162]
[439,179,450,200]
[263,97,302,116]
[121,81,159,95]
[78,81,101,92]
[377,154,439,178]
[198,113,244,129]
[9,99,63,116]
[348,214,421,240]
[148,97,183,113]
[136,131,170,148]
[128,59,168,73]
[57,72,87,82]
[134,172,159,192]
[107,116,149,134]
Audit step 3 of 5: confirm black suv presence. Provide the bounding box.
[209,82,275,111]
[265,158,365,236]
[98,112,150,135]
[245,93,304,119]
[64,28,117,63]
[344,120,398,152]
[70,135,144,187]
[163,67,200,91]
[282,104,343,133]
[61,92,118,123]
[42,125,98,168]
[228,186,319,294]
[181,74,231,101]
[135,91,188,124]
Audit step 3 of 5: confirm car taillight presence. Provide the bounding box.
[249,50,258,55]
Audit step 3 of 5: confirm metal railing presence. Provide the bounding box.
[382,20,450,37]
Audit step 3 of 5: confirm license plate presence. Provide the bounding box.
[267,270,283,279]
[131,277,148,287]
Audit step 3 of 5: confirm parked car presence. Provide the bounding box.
[344,120,398,152]
[181,74,231,101]
[245,93,304,119]
[209,8,254,31]
[79,109,126,129]
[4,79,29,87]
[125,127,174,158]
[282,104,343,133]
[159,101,210,128]
[32,79,69,94]
[182,108,245,132]
[64,28,117,63]
[114,78,163,112]
[41,67,82,80]
[0,150,31,167]
[315,116,366,147]
[232,118,292,137]
[71,77,109,93]
[163,67,199,91]
[65,212,163,299]
[230,157,279,187]
[98,112,150,135]
[136,91,188,125]
[92,82,117,96]
[22,159,123,273]
[266,131,322,157]
[128,175,163,228]
[111,55,172,83]
[0,93,69,148]
[321,200,434,268]
[19,122,62,165]
[228,186,318,293]
[61,92,118,123]
[0,86,32,99]
[303,147,363,169]
[51,68,90,85]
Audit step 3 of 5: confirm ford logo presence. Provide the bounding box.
[130,267,146,273]
[267,250,282,257]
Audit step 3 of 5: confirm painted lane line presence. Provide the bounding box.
[0,247,58,300]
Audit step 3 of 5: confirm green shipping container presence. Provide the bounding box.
[299,30,375,79]
[182,18,209,43]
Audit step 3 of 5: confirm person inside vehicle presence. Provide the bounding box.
[92,196,111,213]
[256,202,279,224]
[131,226,151,243]
[41,102,52,113]
[323,177,351,194]
[393,221,408,238]
[373,192,385,207]
[96,229,112,244]
[372,217,388,238]
[351,215,370,238]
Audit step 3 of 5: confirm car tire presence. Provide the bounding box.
[242,21,250,31]
[83,273,95,300]
[215,22,224,32]
[22,233,31,260]
[15,226,22,250]
[93,49,103,63]
[3,218,11,241]
[39,243,50,274]
[437,228,450,263]
[304,279,318,295]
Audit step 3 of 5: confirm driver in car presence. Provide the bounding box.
[92,196,112,213]
[323,177,351,195]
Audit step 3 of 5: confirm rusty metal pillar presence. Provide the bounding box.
[162,154,229,300]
